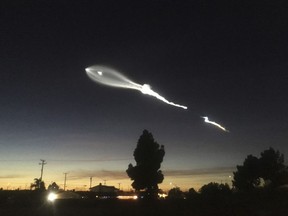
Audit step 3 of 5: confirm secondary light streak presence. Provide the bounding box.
[202,116,229,132]
[85,65,187,110]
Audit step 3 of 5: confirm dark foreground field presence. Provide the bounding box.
[1,191,288,216]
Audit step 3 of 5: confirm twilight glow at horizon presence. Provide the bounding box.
[86,65,188,109]
[202,116,229,132]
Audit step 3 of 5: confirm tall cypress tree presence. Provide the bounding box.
[126,130,165,197]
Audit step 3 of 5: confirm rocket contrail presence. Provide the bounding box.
[202,116,229,132]
[85,65,230,133]
[86,65,187,110]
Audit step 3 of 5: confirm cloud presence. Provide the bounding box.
[164,167,235,177]
[0,174,25,179]
[67,169,127,181]
[61,167,235,182]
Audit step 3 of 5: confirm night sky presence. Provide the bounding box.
[1,0,288,191]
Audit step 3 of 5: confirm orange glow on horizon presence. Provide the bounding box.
[0,172,233,192]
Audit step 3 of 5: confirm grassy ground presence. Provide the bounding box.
[1,190,288,216]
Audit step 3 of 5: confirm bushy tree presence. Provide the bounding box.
[30,178,46,191]
[199,182,231,197]
[48,182,60,192]
[126,130,165,196]
[259,148,286,187]
[185,187,198,199]
[233,155,261,191]
[168,187,184,199]
[233,147,288,191]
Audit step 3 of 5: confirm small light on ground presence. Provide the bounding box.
[47,192,57,202]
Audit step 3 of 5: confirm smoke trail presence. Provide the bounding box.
[86,65,187,110]
[202,116,229,132]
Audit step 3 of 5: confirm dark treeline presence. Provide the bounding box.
[1,189,288,216]
[1,130,288,215]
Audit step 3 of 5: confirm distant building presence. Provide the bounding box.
[90,183,119,197]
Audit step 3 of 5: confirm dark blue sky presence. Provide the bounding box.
[1,0,287,190]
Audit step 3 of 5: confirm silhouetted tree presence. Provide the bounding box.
[168,187,184,199]
[126,130,165,197]
[199,182,231,196]
[259,147,287,187]
[48,182,60,192]
[233,155,261,191]
[233,147,288,191]
[30,178,46,191]
[185,187,198,199]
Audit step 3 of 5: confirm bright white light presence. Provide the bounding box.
[140,84,187,109]
[85,65,187,110]
[202,116,229,132]
[141,84,152,94]
[158,193,168,198]
[47,192,57,202]
[117,195,138,200]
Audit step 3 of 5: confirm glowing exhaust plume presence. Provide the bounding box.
[202,116,229,132]
[86,65,187,110]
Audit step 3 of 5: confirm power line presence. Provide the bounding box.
[48,158,131,162]
[0,158,131,162]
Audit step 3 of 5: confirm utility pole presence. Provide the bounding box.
[89,177,93,189]
[118,183,121,190]
[38,159,47,189]
[63,172,68,191]
[39,159,47,181]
